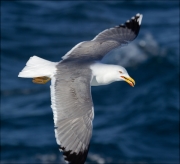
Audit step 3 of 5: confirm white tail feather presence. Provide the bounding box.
[18,56,58,78]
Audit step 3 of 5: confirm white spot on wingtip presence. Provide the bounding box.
[138,14,143,25]
[126,20,130,23]
[136,13,140,16]
[131,16,135,20]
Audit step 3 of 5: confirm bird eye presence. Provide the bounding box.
[119,71,123,73]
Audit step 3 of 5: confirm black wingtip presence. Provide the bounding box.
[59,145,90,164]
[118,13,143,35]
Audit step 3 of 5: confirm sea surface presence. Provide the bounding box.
[1,1,179,164]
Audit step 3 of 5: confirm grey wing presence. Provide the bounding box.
[50,62,93,164]
[62,13,143,61]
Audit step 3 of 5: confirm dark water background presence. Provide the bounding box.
[1,1,179,164]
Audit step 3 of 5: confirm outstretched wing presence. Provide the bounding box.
[92,13,142,42]
[50,61,94,164]
[62,13,143,61]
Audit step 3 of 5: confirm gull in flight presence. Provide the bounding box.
[18,13,143,164]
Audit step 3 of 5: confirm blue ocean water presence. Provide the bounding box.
[1,1,179,164]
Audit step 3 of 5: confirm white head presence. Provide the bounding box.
[115,65,135,87]
[91,63,135,87]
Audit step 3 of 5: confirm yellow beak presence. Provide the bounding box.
[121,76,135,87]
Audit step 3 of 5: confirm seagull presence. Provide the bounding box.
[18,13,143,164]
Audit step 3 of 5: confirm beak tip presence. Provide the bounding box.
[121,76,135,87]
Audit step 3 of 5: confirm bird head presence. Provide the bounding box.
[90,63,135,87]
[117,67,135,87]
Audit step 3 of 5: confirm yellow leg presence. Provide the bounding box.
[32,76,51,84]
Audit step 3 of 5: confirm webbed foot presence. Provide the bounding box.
[32,76,51,84]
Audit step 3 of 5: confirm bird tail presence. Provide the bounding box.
[18,56,58,78]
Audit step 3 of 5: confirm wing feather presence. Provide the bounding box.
[62,13,143,61]
[50,61,93,164]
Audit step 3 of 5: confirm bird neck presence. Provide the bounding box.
[90,62,119,86]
